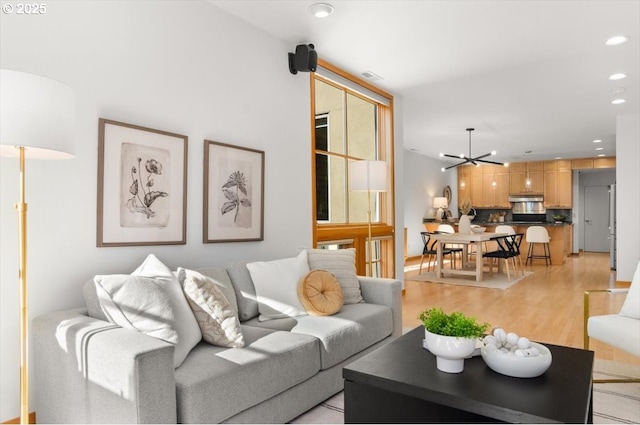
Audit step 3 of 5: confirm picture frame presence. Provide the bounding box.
[97,118,188,247]
[203,140,264,243]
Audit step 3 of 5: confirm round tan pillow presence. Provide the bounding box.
[297,270,344,316]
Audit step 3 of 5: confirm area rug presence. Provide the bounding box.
[291,358,640,424]
[408,269,533,290]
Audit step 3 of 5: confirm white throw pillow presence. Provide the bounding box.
[306,248,363,304]
[620,260,640,319]
[180,268,245,348]
[247,251,310,321]
[94,254,201,368]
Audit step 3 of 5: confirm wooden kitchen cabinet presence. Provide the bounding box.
[544,168,572,208]
[457,166,472,208]
[482,172,510,207]
[510,161,544,194]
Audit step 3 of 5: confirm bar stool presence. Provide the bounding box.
[526,226,551,266]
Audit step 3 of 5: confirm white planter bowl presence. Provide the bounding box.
[481,342,552,378]
[471,226,486,233]
[424,329,477,373]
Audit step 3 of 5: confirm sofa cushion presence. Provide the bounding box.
[620,260,640,319]
[226,261,259,322]
[298,270,344,316]
[194,267,239,317]
[306,248,363,304]
[180,268,244,348]
[588,314,640,357]
[174,325,321,423]
[254,303,393,369]
[93,254,201,368]
[247,251,310,321]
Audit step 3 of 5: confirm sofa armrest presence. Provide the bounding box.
[34,308,177,424]
[358,277,403,337]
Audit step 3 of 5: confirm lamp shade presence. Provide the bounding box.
[433,197,448,209]
[349,160,387,192]
[1,69,75,159]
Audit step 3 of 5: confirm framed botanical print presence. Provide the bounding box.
[97,118,188,246]
[203,140,264,243]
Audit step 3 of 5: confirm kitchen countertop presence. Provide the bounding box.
[423,218,572,227]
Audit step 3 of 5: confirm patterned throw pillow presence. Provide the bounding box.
[306,248,363,304]
[298,270,344,316]
[179,268,244,348]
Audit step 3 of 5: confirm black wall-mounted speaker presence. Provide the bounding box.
[288,44,317,75]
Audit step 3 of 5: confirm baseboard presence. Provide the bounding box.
[2,412,35,424]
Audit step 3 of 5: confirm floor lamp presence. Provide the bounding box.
[1,70,75,424]
[349,160,387,277]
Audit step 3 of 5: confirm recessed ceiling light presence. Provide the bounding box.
[595,147,604,151]
[592,139,602,143]
[309,3,334,18]
[611,98,627,105]
[609,73,627,80]
[555,156,562,160]
[598,154,606,157]
[605,35,629,46]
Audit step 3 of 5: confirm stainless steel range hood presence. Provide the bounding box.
[509,195,545,214]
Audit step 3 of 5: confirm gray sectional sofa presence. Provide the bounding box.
[33,260,402,424]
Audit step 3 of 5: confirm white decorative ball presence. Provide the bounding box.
[506,332,519,345]
[493,328,506,344]
[517,337,531,349]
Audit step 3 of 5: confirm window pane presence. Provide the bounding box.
[346,93,377,160]
[315,79,345,154]
[349,189,380,223]
[327,155,347,223]
[315,115,328,151]
[315,153,329,221]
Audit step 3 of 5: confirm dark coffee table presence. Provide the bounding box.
[343,326,594,423]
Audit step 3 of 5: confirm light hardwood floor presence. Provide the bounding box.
[403,251,640,365]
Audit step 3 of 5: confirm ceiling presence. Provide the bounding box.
[210,0,640,164]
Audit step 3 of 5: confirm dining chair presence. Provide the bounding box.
[482,234,522,281]
[526,226,551,266]
[583,260,640,383]
[436,224,464,268]
[496,225,523,272]
[419,231,454,274]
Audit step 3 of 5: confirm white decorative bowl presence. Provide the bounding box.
[424,329,478,373]
[481,342,552,378]
[471,226,486,233]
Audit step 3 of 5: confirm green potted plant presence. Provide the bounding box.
[419,307,489,373]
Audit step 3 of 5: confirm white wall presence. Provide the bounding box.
[0,2,315,420]
[575,169,616,251]
[403,150,457,257]
[616,114,640,281]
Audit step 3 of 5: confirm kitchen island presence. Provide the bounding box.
[423,220,573,265]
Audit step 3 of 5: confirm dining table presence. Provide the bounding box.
[429,232,506,282]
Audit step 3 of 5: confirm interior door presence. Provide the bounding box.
[584,186,610,252]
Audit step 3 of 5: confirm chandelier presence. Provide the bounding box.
[440,128,506,171]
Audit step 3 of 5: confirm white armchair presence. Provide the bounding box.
[583,260,640,383]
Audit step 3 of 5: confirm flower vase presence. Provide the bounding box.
[459,214,472,234]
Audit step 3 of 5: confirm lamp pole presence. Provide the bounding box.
[17,147,29,424]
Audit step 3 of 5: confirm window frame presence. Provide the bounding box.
[310,60,396,278]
